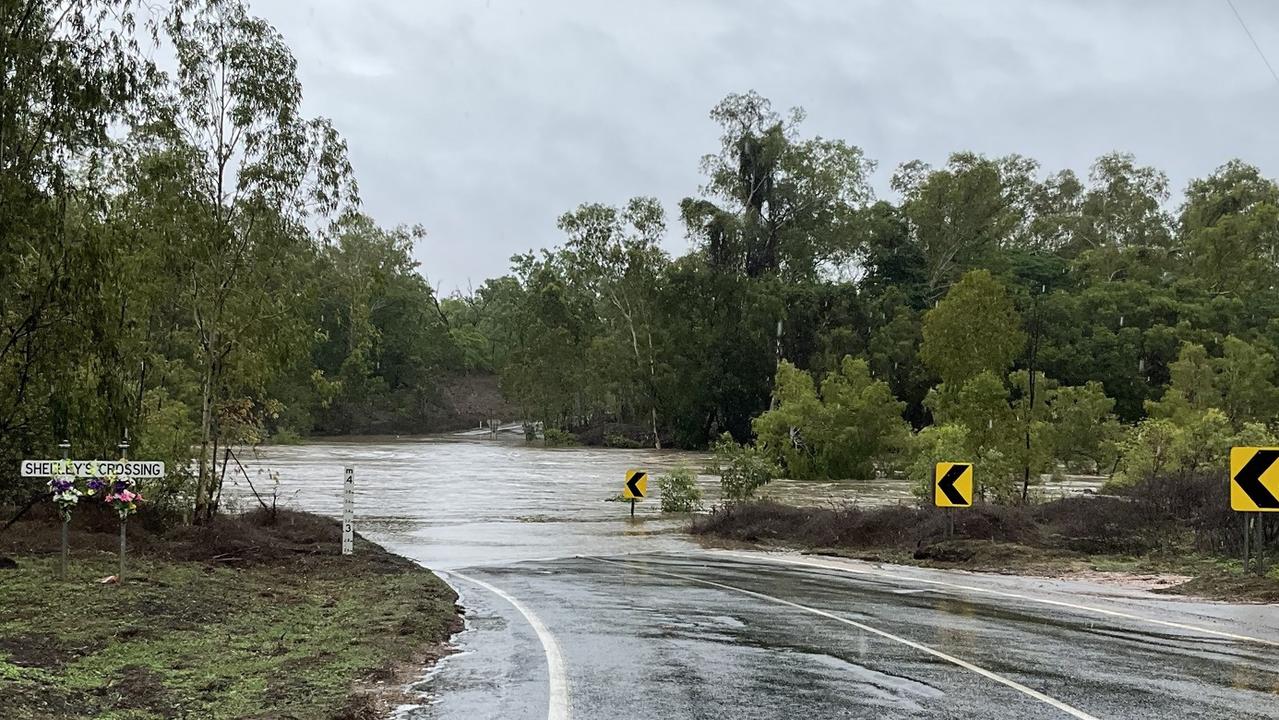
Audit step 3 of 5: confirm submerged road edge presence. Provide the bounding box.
[442,570,572,720]
[589,556,1102,720]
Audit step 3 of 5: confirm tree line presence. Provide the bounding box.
[2,0,463,518]
[447,92,1279,500]
[6,1,1278,519]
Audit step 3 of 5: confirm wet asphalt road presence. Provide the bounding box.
[408,553,1279,720]
[239,439,1276,719]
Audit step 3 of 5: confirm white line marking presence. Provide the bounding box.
[709,550,1279,649]
[444,571,571,720]
[591,556,1101,720]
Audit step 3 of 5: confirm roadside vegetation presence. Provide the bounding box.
[0,508,460,720]
[658,467,703,513]
[692,472,1279,602]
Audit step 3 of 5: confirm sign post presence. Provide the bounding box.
[118,436,129,584]
[342,467,354,555]
[24,440,162,584]
[623,469,647,518]
[1229,447,1279,574]
[57,440,71,578]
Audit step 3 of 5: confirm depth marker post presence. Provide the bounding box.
[342,467,354,555]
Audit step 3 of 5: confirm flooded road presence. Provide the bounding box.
[239,437,1277,720]
[237,436,1098,568]
[238,436,714,568]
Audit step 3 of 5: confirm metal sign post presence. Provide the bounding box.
[342,467,354,555]
[1229,447,1279,575]
[118,436,129,584]
[58,440,70,579]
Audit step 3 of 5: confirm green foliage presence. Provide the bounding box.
[708,433,778,502]
[1046,381,1123,473]
[1111,411,1278,490]
[603,433,643,449]
[754,357,908,480]
[907,424,971,498]
[541,428,578,447]
[658,467,703,512]
[920,270,1026,387]
[0,519,457,719]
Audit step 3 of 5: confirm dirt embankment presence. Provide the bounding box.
[691,497,1279,603]
[0,506,462,720]
[420,372,516,432]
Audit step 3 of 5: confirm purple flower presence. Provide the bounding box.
[87,479,105,491]
[113,480,128,493]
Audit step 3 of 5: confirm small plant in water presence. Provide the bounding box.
[658,467,703,513]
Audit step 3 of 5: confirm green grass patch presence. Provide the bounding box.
[0,511,459,720]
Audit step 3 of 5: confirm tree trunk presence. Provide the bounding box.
[193,356,213,523]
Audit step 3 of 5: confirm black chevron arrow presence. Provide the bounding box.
[627,472,646,498]
[937,464,970,506]
[1234,449,1279,510]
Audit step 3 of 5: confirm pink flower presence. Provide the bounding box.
[119,490,136,503]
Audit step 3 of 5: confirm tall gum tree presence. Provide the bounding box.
[136,0,356,521]
[558,198,668,447]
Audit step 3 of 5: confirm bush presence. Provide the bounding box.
[707,433,778,502]
[604,433,643,449]
[658,467,702,512]
[542,428,578,447]
[689,500,1038,548]
[1032,496,1168,554]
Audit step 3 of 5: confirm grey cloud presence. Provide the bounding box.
[254,0,1279,293]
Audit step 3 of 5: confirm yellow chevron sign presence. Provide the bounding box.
[623,469,647,500]
[934,462,973,508]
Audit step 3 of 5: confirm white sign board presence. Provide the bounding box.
[342,466,354,555]
[21,459,166,479]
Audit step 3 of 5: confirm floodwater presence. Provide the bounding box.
[234,435,1100,569]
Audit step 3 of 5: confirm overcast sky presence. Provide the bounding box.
[253,0,1279,295]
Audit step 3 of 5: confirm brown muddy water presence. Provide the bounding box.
[235,436,1102,569]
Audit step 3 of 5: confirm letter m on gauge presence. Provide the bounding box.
[934,462,973,508]
[1230,447,1279,512]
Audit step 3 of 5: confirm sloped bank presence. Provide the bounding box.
[0,508,461,720]
[690,478,1279,603]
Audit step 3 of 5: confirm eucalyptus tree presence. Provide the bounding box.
[558,198,668,446]
[684,91,874,281]
[127,0,356,521]
[0,0,152,500]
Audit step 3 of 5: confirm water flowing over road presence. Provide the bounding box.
[239,437,1279,720]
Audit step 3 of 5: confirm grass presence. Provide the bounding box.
[0,509,460,720]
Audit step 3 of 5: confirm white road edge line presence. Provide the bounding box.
[710,550,1279,649]
[442,571,571,720]
[590,556,1101,720]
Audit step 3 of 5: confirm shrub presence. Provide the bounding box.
[707,433,778,502]
[689,500,1038,548]
[1032,496,1167,554]
[542,428,578,447]
[658,467,703,512]
[604,433,643,449]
